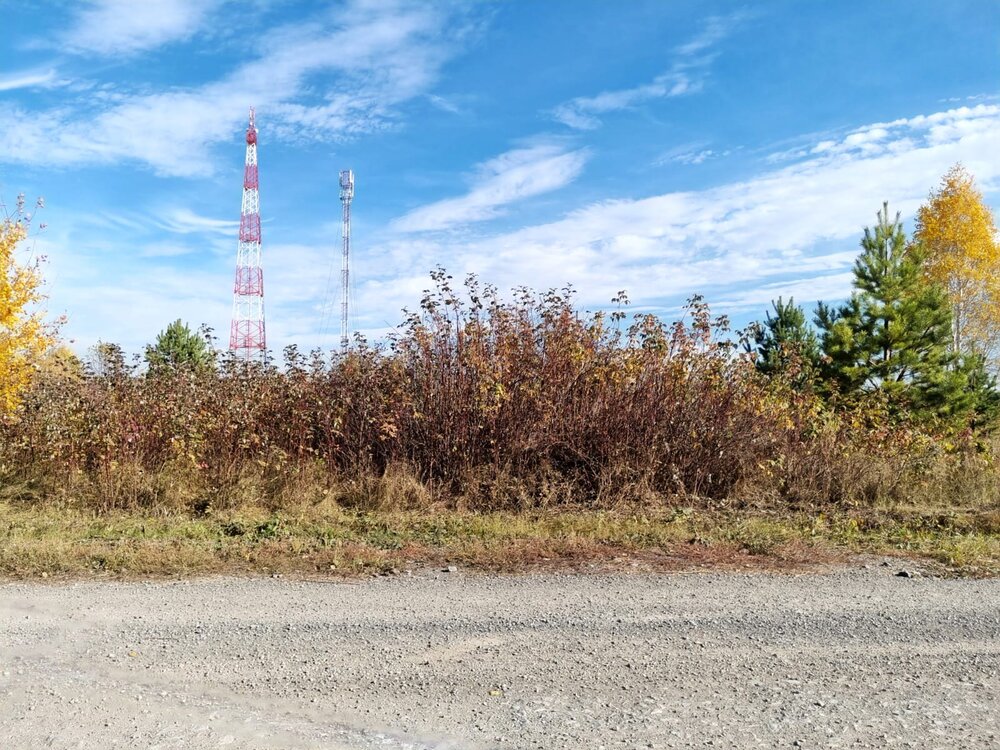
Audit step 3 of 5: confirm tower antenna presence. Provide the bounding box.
[229,107,266,361]
[339,169,354,353]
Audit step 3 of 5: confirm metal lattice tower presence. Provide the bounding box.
[339,169,354,352]
[229,107,266,361]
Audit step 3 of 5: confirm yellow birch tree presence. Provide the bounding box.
[914,164,1000,359]
[0,209,54,413]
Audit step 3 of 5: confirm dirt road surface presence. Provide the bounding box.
[2,566,999,748]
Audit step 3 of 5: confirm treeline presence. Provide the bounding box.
[1,166,998,513]
[753,176,1000,428]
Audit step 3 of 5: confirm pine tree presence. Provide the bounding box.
[960,352,1000,428]
[815,203,972,421]
[145,320,214,374]
[752,297,820,385]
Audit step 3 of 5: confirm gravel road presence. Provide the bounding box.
[2,565,999,749]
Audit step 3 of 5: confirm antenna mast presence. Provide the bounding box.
[229,107,266,361]
[339,169,354,352]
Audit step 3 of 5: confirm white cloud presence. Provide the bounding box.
[32,219,229,353]
[773,108,1000,166]
[39,103,1000,356]
[1,0,477,177]
[426,94,464,115]
[677,149,715,165]
[0,68,62,92]
[358,104,1000,332]
[551,14,742,130]
[61,0,218,56]
[714,273,856,312]
[392,144,589,232]
[551,72,697,131]
[656,144,733,166]
[158,208,238,236]
[673,14,739,56]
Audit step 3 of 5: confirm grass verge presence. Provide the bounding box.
[2,501,998,580]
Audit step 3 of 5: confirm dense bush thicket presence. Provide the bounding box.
[1,271,988,514]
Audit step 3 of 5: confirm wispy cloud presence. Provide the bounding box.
[35,103,1000,355]
[551,14,743,130]
[355,104,1000,335]
[391,143,590,232]
[674,149,715,165]
[1,0,480,177]
[426,94,464,115]
[654,142,733,166]
[60,0,220,56]
[714,272,855,312]
[768,105,1000,167]
[158,208,238,236]
[673,14,738,56]
[0,68,62,92]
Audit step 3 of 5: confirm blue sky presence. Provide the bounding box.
[2,0,999,355]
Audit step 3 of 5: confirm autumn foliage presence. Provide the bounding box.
[0,269,979,514]
[915,164,1000,358]
[0,200,53,414]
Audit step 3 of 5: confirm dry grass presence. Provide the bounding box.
[2,498,997,580]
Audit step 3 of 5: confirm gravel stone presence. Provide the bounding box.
[1,567,998,748]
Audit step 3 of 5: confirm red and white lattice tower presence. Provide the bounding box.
[228,107,265,360]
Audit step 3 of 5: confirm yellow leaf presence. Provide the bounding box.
[915,164,1000,359]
